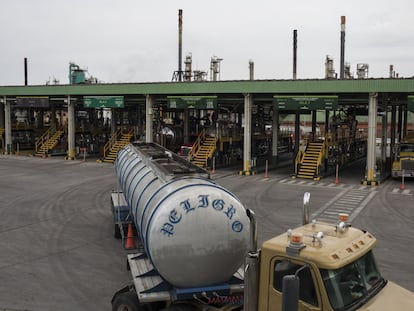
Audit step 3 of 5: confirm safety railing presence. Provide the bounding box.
[188,129,205,161]
[103,128,122,159]
[35,125,56,154]
[316,142,325,176]
[294,148,304,175]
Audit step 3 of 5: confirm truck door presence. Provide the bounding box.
[268,257,322,311]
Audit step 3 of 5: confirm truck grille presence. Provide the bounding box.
[401,160,414,170]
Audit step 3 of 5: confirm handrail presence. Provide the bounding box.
[103,128,122,158]
[128,127,136,139]
[35,125,56,153]
[188,129,205,161]
[207,137,217,159]
[316,142,325,176]
[294,139,308,174]
[294,150,303,174]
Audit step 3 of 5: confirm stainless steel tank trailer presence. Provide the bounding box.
[111,142,250,310]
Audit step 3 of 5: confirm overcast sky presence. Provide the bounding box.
[1,0,413,85]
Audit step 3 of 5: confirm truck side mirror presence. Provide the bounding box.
[282,275,299,311]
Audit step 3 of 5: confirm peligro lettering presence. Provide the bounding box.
[160,194,244,236]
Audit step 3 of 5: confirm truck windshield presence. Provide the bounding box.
[320,250,385,310]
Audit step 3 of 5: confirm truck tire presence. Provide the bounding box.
[112,291,140,311]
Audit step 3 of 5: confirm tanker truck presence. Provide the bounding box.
[111,142,414,311]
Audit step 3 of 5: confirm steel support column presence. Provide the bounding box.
[364,93,378,184]
[390,105,396,161]
[324,110,330,172]
[272,109,279,166]
[403,106,408,138]
[380,111,388,176]
[311,110,317,140]
[398,104,403,142]
[4,97,12,154]
[183,108,189,145]
[67,95,76,160]
[294,111,300,156]
[0,101,4,130]
[111,108,116,136]
[241,93,252,175]
[145,95,153,143]
[50,104,56,129]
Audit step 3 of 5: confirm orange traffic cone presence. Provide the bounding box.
[125,223,135,250]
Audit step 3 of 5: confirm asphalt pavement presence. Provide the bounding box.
[0,154,412,310]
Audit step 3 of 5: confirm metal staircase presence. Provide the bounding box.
[35,126,64,157]
[189,130,217,168]
[295,141,324,180]
[101,128,135,163]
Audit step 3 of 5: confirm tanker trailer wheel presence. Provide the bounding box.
[112,291,141,311]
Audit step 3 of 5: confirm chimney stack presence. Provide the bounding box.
[293,29,297,80]
[178,9,183,82]
[340,16,346,79]
[24,57,28,86]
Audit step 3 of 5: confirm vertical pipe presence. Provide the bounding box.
[365,93,377,182]
[243,94,252,174]
[50,105,56,129]
[403,106,408,138]
[398,105,403,142]
[145,95,153,143]
[272,109,279,166]
[324,110,330,172]
[340,16,346,80]
[243,209,259,311]
[293,29,297,80]
[294,111,300,157]
[311,110,317,140]
[381,111,387,173]
[111,108,117,136]
[0,100,4,129]
[24,58,28,86]
[391,105,396,160]
[183,108,189,145]
[178,9,183,82]
[67,96,76,160]
[389,65,394,78]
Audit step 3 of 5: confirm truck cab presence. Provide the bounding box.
[255,213,414,311]
[392,132,414,178]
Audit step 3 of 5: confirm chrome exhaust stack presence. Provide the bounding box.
[244,209,259,311]
[302,192,310,225]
